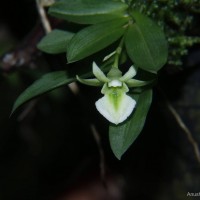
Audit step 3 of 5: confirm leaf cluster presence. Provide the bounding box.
[12,0,170,159]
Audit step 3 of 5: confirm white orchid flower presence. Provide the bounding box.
[76,62,149,125]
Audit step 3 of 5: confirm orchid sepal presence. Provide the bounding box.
[119,66,137,81]
[92,62,110,82]
[125,79,151,88]
[76,75,103,86]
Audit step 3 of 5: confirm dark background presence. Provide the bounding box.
[0,1,200,199]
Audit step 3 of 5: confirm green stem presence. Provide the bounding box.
[113,37,124,69]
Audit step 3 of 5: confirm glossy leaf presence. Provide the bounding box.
[67,18,128,62]
[49,0,128,24]
[37,29,74,54]
[11,71,75,115]
[11,61,113,115]
[125,11,168,73]
[109,89,152,159]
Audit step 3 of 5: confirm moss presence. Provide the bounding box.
[128,0,200,66]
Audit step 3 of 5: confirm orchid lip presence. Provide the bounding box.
[95,90,136,125]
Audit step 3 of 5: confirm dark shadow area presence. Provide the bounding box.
[0,1,200,200]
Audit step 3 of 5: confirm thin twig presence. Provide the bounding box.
[36,0,52,33]
[160,88,200,163]
[90,124,106,185]
[39,0,55,7]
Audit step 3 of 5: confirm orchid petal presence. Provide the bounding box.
[76,75,103,86]
[126,79,152,87]
[95,88,136,124]
[92,62,110,82]
[120,66,137,81]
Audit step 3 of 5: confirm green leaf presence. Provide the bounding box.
[37,29,74,54]
[67,18,128,62]
[11,60,113,115]
[109,89,152,159]
[125,11,168,73]
[49,0,128,24]
[11,71,75,115]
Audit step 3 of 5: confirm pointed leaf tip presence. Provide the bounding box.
[11,71,75,115]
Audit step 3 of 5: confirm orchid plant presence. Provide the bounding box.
[12,0,170,159]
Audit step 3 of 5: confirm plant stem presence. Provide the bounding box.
[113,37,124,69]
[36,0,51,34]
